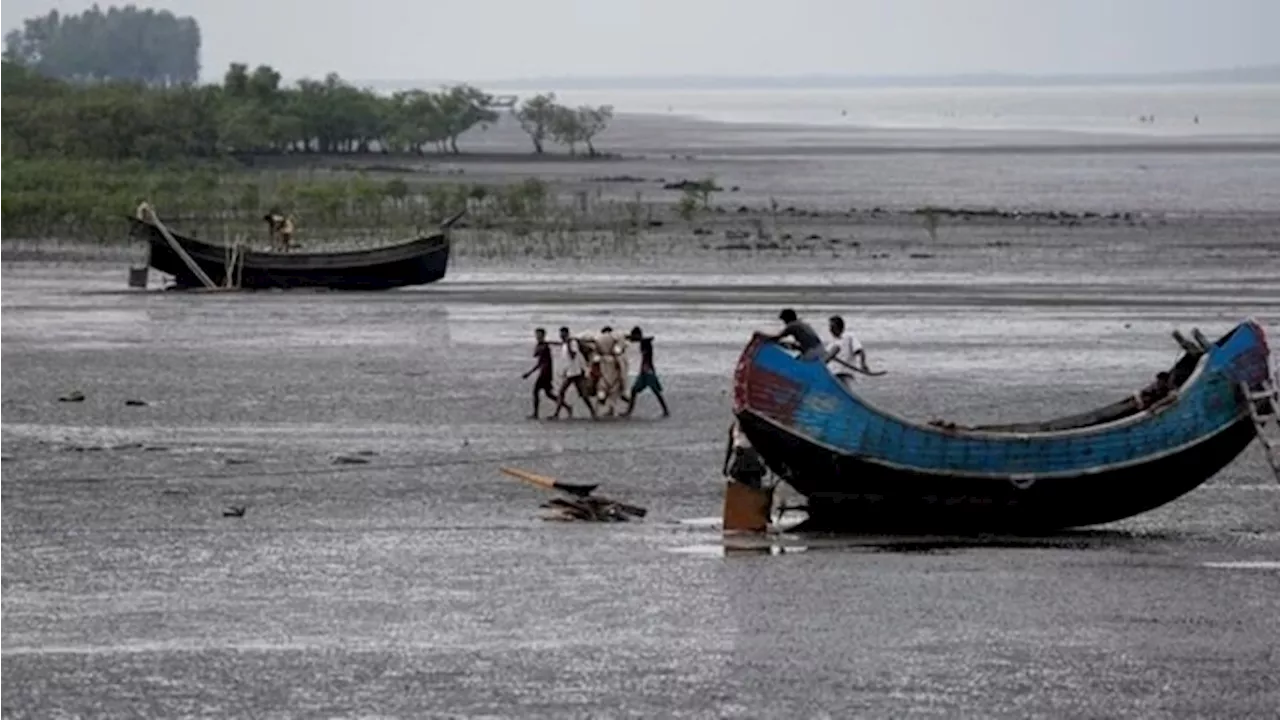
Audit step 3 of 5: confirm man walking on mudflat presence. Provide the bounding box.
[622,326,670,418]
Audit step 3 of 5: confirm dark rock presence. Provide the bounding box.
[332,454,371,465]
[662,179,723,192]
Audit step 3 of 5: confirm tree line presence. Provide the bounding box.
[4,5,200,86]
[1,59,615,162]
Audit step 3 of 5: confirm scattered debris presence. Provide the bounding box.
[223,457,256,465]
[124,399,149,407]
[662,179,722,192]
[58,391,86,403]
[501,466,647,523]
[223,506,247,518]
[589,175,647,183]
[332,454,371,465]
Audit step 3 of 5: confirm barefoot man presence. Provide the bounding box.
[622,326,670,417]
[551,326,598,420]
[522,327,558,418]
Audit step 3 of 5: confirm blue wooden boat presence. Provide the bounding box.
[733,319,1278,532]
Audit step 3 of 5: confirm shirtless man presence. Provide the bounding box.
[765,308,824,361]
[551,326,598,420]
[622,326,670,417]
[522,328,558,419]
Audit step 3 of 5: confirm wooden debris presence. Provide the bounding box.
[58,391,86,403]
[124,399,149,407]
[223,505,246,518]
[500,466,646,522]
[332,454,371,465]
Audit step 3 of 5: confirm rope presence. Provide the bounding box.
[34,438,720,486]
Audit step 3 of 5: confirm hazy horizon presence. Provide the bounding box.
[4,0,1280,85]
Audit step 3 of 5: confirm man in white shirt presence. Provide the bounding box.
[551,326,598,420]
[825,315,867,388]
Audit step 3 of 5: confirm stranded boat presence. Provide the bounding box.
[128,217,451,291]
[732,319,1279,533]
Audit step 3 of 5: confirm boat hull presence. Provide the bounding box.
[738,410,1258,532]
[130,219,450,290]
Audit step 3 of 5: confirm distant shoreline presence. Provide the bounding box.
[363,64,1280,92]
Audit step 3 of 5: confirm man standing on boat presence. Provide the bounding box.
[825,315,867,387]
[765,308,825,361]
[264,209,297,251]
[622,326,670,418]
[522,327,558,419]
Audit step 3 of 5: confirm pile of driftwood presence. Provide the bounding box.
[500,467,647,522]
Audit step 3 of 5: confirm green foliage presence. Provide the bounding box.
[548,104,615,157]
[1,58,505,162]
[4,5,200,85]
[515,93,558,154]
[676,194,699,222]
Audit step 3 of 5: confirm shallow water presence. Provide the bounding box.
[3,263,1279,718]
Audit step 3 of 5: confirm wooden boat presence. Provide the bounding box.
[733,319,1278,533]
[128,218,450,290]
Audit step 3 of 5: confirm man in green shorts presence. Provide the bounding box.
[622,326,670,418]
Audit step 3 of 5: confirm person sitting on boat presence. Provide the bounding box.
[135,201,154,223]
[1138,371,1176,410]
[764,308,825,361]
[825,315,869,387]
[723,420,767,489]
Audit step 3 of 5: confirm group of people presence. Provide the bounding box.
[723,308,880,489]
[764,308,880,386]
[523,325,671,420]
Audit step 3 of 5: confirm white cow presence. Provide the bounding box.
[591,329,630,416]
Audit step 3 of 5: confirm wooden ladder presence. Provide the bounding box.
[1242,376,1280,482]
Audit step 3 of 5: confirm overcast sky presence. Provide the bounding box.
[3,0,1278,82]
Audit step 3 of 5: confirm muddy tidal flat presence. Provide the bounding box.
[5,123,1280,717]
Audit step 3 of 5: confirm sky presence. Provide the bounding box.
[2,0,1279,83]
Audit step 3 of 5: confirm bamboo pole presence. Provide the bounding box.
[140,203,218,290]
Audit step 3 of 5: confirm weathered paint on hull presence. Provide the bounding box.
[738,410,1258,532]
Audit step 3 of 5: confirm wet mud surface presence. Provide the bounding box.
[3,245,1280,717]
